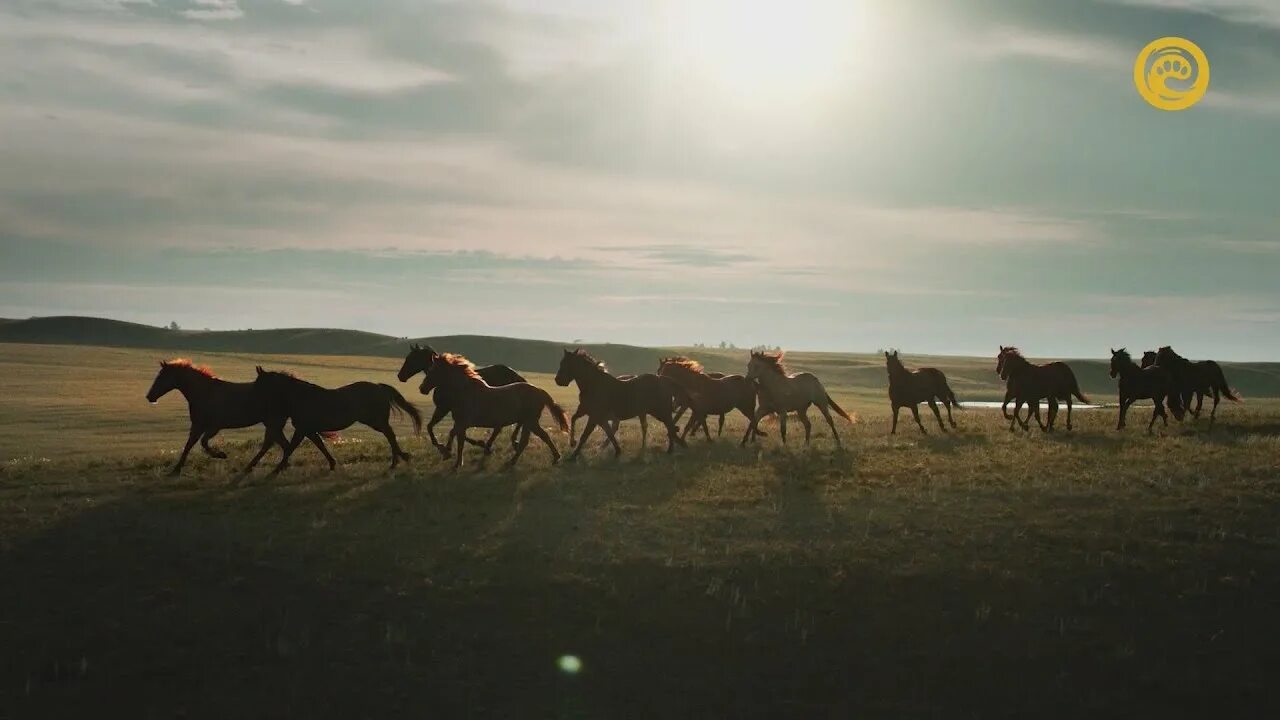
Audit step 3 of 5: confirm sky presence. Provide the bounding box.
[1,0,1278,359]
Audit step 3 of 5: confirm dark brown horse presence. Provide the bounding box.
[1110,348,1183,432]
[555,349,687,458]
[657,357,757,441]
[420,353,568,469]
[1152,346,1240,427]
[744,351,853,447]
[252,368,421,475]
[146,359,305,476]
[884,350,960,434]
[397,343,526,456]
[996,346,1089,432]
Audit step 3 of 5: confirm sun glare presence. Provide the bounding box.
[660,0,870,111]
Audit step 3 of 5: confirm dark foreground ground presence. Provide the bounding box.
[4,402,1280,719]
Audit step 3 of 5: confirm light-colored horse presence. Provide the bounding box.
[743,351,854,447]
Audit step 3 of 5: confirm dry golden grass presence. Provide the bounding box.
[2,342,1279,717]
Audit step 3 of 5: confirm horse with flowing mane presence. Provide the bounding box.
[657,357,757,441]
[251,368,421,476]
[744,350,853,447]
[145,359,306,475]
[554,349,688,458]
[420,353,568,469]
[1109,348,1183,433]
[397,343,526,457]
[996,346,1088,432]
[884,350,960,434]
[1146,346,1240,427]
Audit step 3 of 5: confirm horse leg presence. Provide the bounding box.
[1045,399,1058,432]
[510,424,521,448]
[702,415,713,442]
[778,412,788,444]
[376,424,408,468]
[570,419,598,461]
[481,426,503,455]
[268,429,307,477]
[601,419,624,457]
[797,409,812,445]
[1193,390,1205,419]
[909,404,927,435]
[1116,397,1128,430]
[307,434,338,470]
[927,399,946,432]
[891,405,901,434]
[640,415,649,449]
[598,420,617,450]
[527,423,561,464]
[1148,399,1163,434]
[717,414,726,436]
[569,407,586,447]
[200,430,227,459]
[171,426,202,475]
[1063,397,1072,431]
[943,398,957,428]
[503,427,531,470]
[1209,388,1220,430]
[451,424,469,470]
[425,405,450,458]
[816,404,842,449]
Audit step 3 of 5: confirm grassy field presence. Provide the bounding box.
[2,343,1279,717]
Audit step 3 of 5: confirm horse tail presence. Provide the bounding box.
[1210,361,1242,402]
[1068,373,1089,404]
[380,383,423,435]
[945,385,962,410]
[825,393,855,423]
[540,390,571,433]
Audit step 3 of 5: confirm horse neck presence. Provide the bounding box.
[1114,358,1140,378]
[886,361,911,381]
[1002,355,1033,378]
[174,369,219,400]
[663,365,704,388]
[754,368,788,390]
[573,364,615,392]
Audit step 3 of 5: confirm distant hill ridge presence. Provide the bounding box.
[4,315,1280,398]
[0,315,668,375]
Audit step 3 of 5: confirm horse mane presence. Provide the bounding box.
[1003,346,1026,360]
[162,358,216,378]
[435,352,483,380]
[751,350,787,375]
[661,356,704,373]
[1112,347,1133,365]
[569,348,608,373]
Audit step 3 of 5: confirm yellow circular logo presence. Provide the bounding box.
[1134,37,1209,111]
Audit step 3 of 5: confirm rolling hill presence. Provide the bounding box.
[3,315,1280,399]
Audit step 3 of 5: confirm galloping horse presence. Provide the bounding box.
[420,353,568,469]
[397,343,526,456]
[743,351,853,447]
[657,357,757,441]
[996,346,1089,432]
[1109,348,1183,432]
[146,359,303,475]
[1150,346,1240,427]
[884,350,960,434]
[555,349,687,458]
[251,368,421,475]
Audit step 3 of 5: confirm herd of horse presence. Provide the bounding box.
[144,343,1238,476]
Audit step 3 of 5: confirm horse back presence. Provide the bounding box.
[478,364,526,386]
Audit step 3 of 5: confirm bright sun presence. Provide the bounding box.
[659,0,870,110]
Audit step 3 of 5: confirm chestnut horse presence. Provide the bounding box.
[996,346,1088,432]
[146,359,307,476]
[657,357,757,441]
[397,343,525,456]
[884,350,960,434]
[744,351,853,447]
[554,349,687,458]
[252,368,421,475]
[420,353,568,469]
